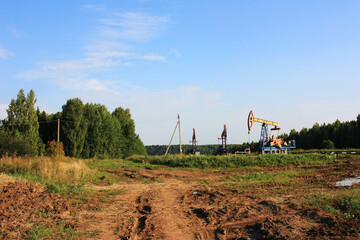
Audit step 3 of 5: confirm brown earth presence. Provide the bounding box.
[1,159,360,239]
[77,163,360,240]
[0,181,77,239]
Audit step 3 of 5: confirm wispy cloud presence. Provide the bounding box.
[82,4,104,11]
[86,51,135,58]
[140,54,166,61]
[0,44,15,59]
[18,10,169,91]
[169,48,181,58]
[99,12,169,42]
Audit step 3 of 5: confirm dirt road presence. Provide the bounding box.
[76,168,360,239]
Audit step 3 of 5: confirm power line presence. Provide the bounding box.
[38,119,75,124]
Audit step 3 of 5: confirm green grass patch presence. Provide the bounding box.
[98,189,125,195]
[127,154,333,169]
[26,221,76,240]
[88,230,102,238]
[305,189,360,218]
[221,170,300,189]
[85,158,160,170]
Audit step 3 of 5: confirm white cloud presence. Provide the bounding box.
[19,57,117,80]
[41,58,116,71]
[18,11,170,94]
[0,44,15,59]
[140,55,166,61]
[0,104,8,119]
[169,48,181,58]
[99,12,169,42]
[82,4,104,11]
[85,79,112,92]
[87,51,135,58]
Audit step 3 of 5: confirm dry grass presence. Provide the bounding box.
[0,173,25,185]
[0,155,94,184]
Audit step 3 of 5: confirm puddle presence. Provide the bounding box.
[335,176,360,187]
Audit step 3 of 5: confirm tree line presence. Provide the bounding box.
[146,143,259,155]
[0,89,146,158]
[280,115,360,149]
[146,115,360,155]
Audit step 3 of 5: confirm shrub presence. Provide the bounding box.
[46,140,65,158]
[0,130,34,157]
[321,139,335,149]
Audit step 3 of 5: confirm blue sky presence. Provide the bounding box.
[1,0,359,145]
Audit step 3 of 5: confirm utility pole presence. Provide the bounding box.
[57,118,60,142]
[178,114,182,154]
[165,114,183,156]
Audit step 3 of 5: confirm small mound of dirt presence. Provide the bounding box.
[0,182,77,239]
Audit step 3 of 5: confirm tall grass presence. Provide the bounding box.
[126,153,333,169]
[0,155,94,185]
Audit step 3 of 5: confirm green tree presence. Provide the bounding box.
[321,139,335,149]
[357,114,360,148]
[0,130,34,156]
[2,89,44,155]
[61,98,87,157]
[112,107,146,157]
[82,103,124,159]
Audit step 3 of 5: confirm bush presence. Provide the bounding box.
[321,139,335,149]
[0,131,34,157]
[46,140,65,158]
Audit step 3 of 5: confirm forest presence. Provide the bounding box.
[0,89,146,158]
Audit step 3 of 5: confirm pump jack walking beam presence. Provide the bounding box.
[247,110,279,132]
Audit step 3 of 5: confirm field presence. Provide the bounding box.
[0,154,360,239]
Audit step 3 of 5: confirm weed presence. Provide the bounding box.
[153,177,164,183]
[99,189,125,195]
[26,221,76,240]
[27,224,53,239]
[88,230,102,237]
[306,189,360,218]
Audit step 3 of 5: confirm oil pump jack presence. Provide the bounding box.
[247,110,296,154]
[216,124,229,155]
[187,128,200,155]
